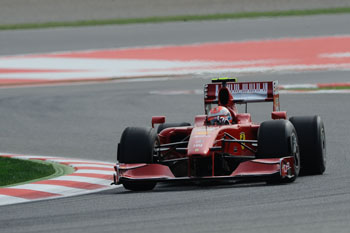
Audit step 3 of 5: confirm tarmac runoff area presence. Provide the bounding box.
[0,153,118,206]
[1,35,350,86]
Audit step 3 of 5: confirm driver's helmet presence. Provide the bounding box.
[208,106,232,125]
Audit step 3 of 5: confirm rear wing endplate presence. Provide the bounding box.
[204,80,280,111]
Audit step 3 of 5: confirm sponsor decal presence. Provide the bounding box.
[194,127,215,135]
[240,132,246,150]
[193,134,210,138]
[195,131,208,135]
[215,82,269,101]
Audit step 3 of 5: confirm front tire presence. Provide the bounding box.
[257,120,300,183]
[117,127,158,191]
[289,116,326,175]
[122,181,157,191]
[118,127,159,164]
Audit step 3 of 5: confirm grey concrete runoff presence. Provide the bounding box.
[1,0,350,24]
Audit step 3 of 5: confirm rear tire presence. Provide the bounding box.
[289,116,326,175]
[257,120,300,183]
[117,127,158,191]
[157,122,191,134]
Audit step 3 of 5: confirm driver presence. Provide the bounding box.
[207,106,233,125]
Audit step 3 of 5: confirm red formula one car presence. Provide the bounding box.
[112,78,326,191]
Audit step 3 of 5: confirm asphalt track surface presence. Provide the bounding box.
[2,13,350,56]
[1,15,350,233]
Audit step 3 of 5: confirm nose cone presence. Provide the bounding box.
[187,126,219,157]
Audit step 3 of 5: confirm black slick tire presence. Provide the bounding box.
[118,127,158,164]
[289,115,326,175]
[117,127,158,191]
[122,181,156,191]
[257,120,300,183]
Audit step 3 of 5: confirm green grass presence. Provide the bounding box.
[1,7,350,30]
[0,157,55,187]
[317,86,350,90]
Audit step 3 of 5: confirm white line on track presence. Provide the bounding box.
[52,176,112,184]
[9,184,90,195]
[73,169,115,175]
[48,158,115,164]
[0,195,27,204]
[67,164,114,168]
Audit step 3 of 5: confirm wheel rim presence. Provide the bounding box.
[153,138,160,162]
[320,126,326,166]
[291,132,300,175]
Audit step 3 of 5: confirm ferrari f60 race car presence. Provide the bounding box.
[112,78,326,191]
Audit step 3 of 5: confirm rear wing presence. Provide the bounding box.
[204,80,280,111]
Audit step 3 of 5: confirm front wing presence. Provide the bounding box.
[113,157,296,184]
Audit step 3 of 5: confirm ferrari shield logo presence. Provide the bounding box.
[240,132,245,150]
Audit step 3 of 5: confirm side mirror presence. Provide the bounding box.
[271,111,287,120]
[152,116,166,128]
